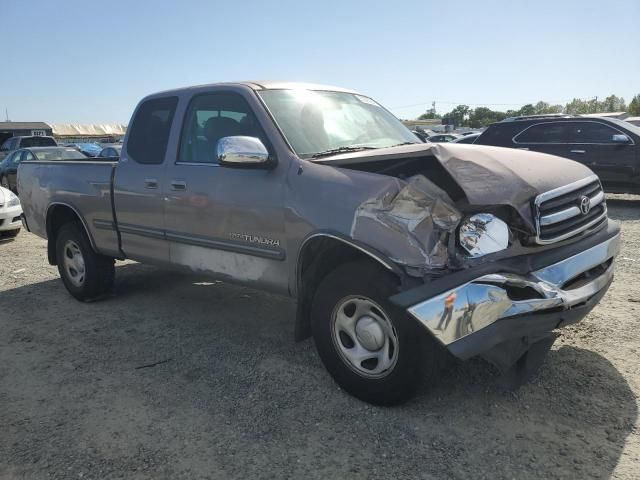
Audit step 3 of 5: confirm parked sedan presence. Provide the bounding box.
[97,145,122,158]
[0,147,87,194]
[0,186,22,238]
[452,133,481,144]
[64,142,103,157]
[427,133,462,143]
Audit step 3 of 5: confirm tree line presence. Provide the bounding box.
[418,93,640,128]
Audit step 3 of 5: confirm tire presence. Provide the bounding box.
[55,222,115,301]
[311,260,444,405]
[1,228,20,238]
[0,176,8,189]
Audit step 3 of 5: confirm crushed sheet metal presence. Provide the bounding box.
[350,174,461,275]
[428,143,593,231]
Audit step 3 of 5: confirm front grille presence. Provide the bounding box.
[534,175,607,244]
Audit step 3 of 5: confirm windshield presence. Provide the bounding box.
[258,89,419,158]
[33,148,88,161]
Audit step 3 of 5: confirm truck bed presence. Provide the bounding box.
[18,160,121,257]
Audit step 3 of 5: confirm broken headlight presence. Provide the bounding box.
[459,213,509,257]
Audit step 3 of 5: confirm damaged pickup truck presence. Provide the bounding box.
[18,82,620,405]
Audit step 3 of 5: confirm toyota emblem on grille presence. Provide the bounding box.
[579,195,591,215]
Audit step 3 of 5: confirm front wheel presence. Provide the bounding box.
[55,222,115,301]
[311,261,444,405]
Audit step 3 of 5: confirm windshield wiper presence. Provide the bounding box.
[388,141,420,148]
[311,145,378,159]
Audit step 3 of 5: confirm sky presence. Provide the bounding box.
[3,0,639,124]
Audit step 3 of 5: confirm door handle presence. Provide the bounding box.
[170,180,187,191]
[144,178,158,189]
[570,149,586,154]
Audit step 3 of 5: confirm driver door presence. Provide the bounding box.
[163,90,288,293]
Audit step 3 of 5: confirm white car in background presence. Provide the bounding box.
[0,186,22,238]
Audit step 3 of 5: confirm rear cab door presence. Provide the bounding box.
[113,95,178,264]
[565,120,637,187]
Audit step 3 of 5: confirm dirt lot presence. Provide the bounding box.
[1,196,639,480]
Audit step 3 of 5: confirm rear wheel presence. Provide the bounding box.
[55,222,114,301]
[311,261,444,405]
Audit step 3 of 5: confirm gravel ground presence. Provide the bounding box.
[1,195,639,479]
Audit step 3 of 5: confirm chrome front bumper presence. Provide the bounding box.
[407,232,620,349]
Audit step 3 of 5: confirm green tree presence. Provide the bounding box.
[467,107,506,128]
[533,101,563,114]
[418,107,441,120]
[518,104,536,116]
[629,94,640,116]
[442,105,470,127]
[565,98,592,114]
[600,95,626,113]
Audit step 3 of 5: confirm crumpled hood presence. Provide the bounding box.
[430,143,594,229]
[319,142,595,230]
[429,143,593,206]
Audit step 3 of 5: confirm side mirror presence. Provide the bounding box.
[217,136,273,167]
[612,133,631,144]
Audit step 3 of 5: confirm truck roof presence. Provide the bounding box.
[146,81,360,98]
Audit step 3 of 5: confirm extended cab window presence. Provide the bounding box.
[514,122,569,143]
[179,92,266,164]
[127,96,178,164]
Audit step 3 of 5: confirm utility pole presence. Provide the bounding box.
[4,108,8,122]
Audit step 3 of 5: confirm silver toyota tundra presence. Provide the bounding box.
[18,82,620,405]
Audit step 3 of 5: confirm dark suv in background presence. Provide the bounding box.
[475,115,640,193]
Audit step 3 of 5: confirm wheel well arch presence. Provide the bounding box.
[45,203,96,265]
[293,233,402,342]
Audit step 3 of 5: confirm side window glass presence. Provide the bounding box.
[23,151,35,162]
[12,151,24,164]
[515,123,568,143]
[567,122,618,143]
[126,96,178,164]
[178,92,266,164]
